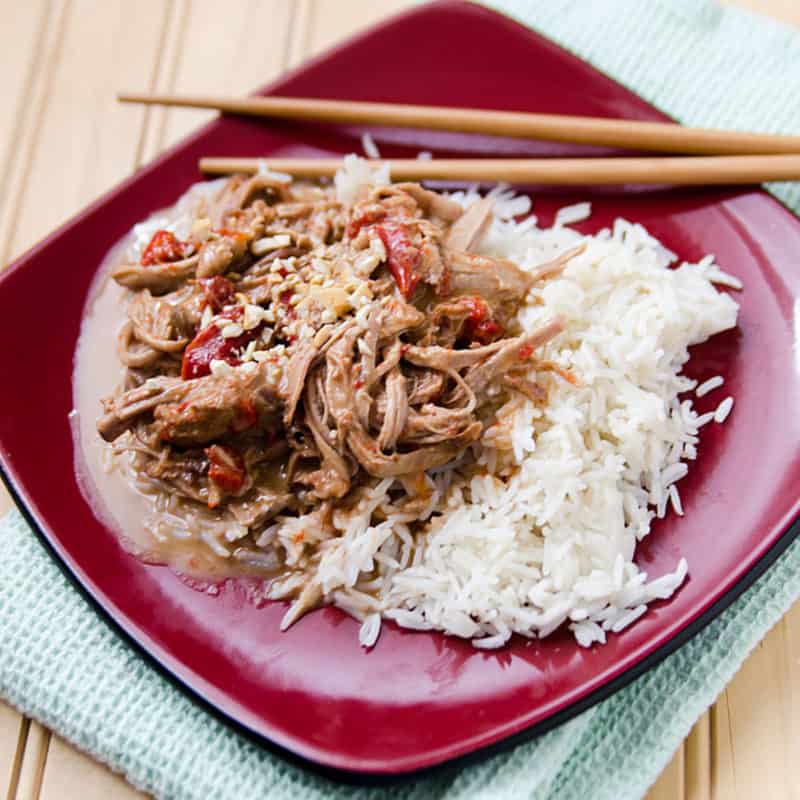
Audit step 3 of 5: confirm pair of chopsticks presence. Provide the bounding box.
[119,92,800,185]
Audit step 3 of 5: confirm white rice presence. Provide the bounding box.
[714,396,734,423]
[334,154,390,204]
[255,160,293,183]
[610,604,648,633]
[669,485,684,516]
[358,613,382,648]
[704,267,743,290]
[361,132,381,159]
[696,375,724,397]
[554,201,592,227]
[327,159,739,648]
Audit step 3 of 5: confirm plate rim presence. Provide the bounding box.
[0,0,798,783]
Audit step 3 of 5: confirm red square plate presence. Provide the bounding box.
[1,0,799,781]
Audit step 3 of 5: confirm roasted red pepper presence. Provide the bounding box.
[141,229,189,266]
[375,222,422,299]
[349,205,422,298]
[181,306,261,380]
[346,208,386,239]
[461,296,504,344]
[205,444,246,494]
[200,276,236,313]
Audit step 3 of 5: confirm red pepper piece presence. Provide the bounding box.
[205,444,245,494]
[460,296,504,345]
[181,306,261,380]
[375,222,421,299]
[473,318,503,343]
[141,230,189,266]
[200,276,236,313]
[346,208,386,239]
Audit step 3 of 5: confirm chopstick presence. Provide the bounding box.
[119,92,800,156]
[198,155,800,185]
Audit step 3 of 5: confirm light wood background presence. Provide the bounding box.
[0,1,797,798]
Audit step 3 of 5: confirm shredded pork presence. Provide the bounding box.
[98,172,577,626]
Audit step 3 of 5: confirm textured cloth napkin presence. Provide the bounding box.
[2,1,800,797]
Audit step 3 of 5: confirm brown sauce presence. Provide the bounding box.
[71,187,280,581]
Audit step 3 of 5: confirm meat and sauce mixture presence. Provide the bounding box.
[88,170,574,624]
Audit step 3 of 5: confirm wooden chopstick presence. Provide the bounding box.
[199,155,800,185]
[119,92,800,156]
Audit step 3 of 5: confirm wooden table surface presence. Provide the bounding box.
[0,1,797,798]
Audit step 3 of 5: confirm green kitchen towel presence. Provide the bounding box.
[2,1,800,798]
